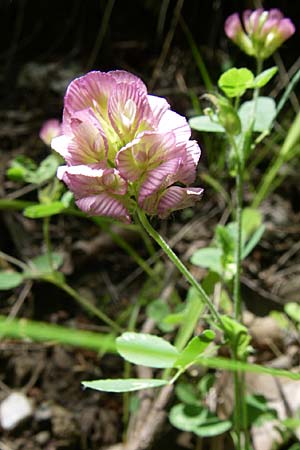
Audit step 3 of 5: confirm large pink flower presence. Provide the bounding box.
[52,70,202,221]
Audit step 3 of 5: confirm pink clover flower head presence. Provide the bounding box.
[225,8,295,59]
[52,70,202,222]
[39,119,62,146]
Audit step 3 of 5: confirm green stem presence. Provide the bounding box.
[0,315,116,352]
[43,217,53,272]
[136,209,223,328]
[233,155,243,321]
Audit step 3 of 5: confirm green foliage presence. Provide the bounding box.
[146,299,174,332]
[7,154,60,184]
[238,96,276,133]
[246,394,277,427]
[24,201,66,218]
[169,403,232,437]
[0,252,64,290]
[221,315,251,359]
[82,379,168,392]
[218,68,254,98]
[189,115,225,133]
[190,208,264,282]
[116,332,179,368]
[284,303,300,324]
[0,271,24,290]
[174,331,215,370]
[253,67,278,88]
[218,67,277,98]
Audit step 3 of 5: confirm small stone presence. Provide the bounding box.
[0,392,33,430]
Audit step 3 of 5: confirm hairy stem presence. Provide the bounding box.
[136,209,223,328]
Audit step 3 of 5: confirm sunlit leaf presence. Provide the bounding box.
[82,378,168,392]
[189,116,225,133]
[116,332,179,368]
[218,68,254,98]
[239,96,276,132]
[253,67,278,88]
[24,201,66,218]
[175,332,215,369]
[0,271,24,290]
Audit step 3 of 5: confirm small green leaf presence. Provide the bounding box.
[189,116,225,133]
[116,332,179,368]
[242,224,265,259]
[24,252,64,277]
[0,271,24,290]
[218,68,254,98]
[24,201,66,218]
[242,208,263,239]
[253,67,278,88]
[193,416,232,437]
[169,404,207,431]
[82,378,167,392]
[30,154,60,184]
[284,302,300,324]
[190,247,223,275]
[146,299,173,332]
[175,383,199,405]
[169,404,231,436]
[175,332,215,369]
[239,96,276,132]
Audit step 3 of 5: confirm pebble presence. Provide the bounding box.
[0,392,33,430]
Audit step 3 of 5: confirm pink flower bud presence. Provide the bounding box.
[225,8,295,60]
[39,119,62,146]
[52,70,203,221]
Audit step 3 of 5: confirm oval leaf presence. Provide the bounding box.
[82,378,168,392]
[24,202,66,218]
[193,416,232,437]
[0,271,24,290]
[190,247,223,275]
[189,116,225,133]
[238,96,276,132]
[169,404,207,432]
[116,332,179,368]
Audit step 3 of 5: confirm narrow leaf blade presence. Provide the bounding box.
[82,378,168,392]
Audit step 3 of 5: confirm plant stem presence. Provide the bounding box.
[0,315,116,352]
[43,217,53,271]
[136,209,223,329]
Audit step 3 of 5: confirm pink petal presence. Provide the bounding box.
[76,193,130,223]
[277,18,295,40]
[66,109,108,165]
[225,13,243,40]
[157,186,204,218]
[51,135,72,159]
[59,165,127,197]
[117,131,178,182]
[63,71,116,133]
[108,82,154,140]
[138,158,183,203]
[39,119,61,146]
[109,70,147,93]
[158,110,191,145]
[177,140,201,185]
[147,95,170,124]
